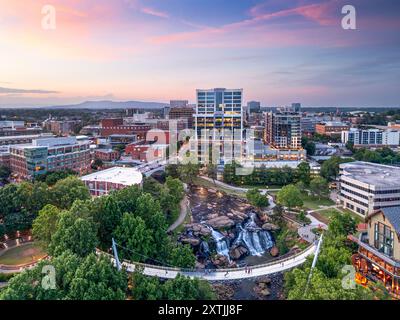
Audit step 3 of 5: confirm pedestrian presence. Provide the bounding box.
[225,271,229,277]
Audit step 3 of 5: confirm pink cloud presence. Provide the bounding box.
[141,7,169,19]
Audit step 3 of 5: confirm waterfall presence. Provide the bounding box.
[234,212,274,256]
[199,241,210,257]
[209,227,230,258]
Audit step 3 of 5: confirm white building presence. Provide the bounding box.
[342,128,400,147]
[80,167,143,196]
[339,161,400,217]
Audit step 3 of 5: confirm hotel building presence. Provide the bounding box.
[349,207,400,297]
[339,161,400,216]
[9,137,91,179]
[194,88,244,165]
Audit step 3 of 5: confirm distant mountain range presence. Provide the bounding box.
[0,100,168,109]
[45,100,168,110]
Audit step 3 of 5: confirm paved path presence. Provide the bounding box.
[297,210,328,243]
[103,243,316,281]
[167,195,190,233]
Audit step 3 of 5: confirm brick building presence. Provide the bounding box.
[100,118,151,140]
[9,137,91,180]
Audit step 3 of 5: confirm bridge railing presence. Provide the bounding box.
[97,242,315,274]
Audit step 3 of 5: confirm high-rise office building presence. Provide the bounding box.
[194,88,243,164]
[264,111,302,150]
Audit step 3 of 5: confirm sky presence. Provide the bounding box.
[0,0,399,108]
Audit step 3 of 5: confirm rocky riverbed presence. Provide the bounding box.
[212,273,285,300]
[178,186,281,268]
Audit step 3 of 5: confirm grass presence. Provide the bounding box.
[0,243,47,266]
[314,208,363,224]
[301,193,335,210]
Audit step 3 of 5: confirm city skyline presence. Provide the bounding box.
[1,0,400,108]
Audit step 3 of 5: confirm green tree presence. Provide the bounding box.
[162,275,216,300]
[297,162,311,186]
[246,188,269,208]
[32,204,61,249]
[168,245,196,268]
[67,254,127,300]
[320,156,353,181]
[0,251,127,300]
[51,176,90,209]
[309,176,329,200]
[0,165,11,182]
[277,184,303,212]
[113,213,153,262]
[177,163,200,184]
[49,211,98,257]
[93,196,123,248]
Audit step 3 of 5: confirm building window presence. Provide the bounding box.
[374,222,394,257]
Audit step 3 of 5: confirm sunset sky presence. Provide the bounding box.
[0,0,399,107]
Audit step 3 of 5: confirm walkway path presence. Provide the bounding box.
[167,195,190,233]
[102,243,317,281]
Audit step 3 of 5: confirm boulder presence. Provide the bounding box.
[270,246,279,257]
[206,216,235,229]
[262,223,280,231]
[229,246,248,260]
[181,237,200,246]
[185,223,211,237]
[212,254,230,268]
[256,276,271,285]
[260,288,271,297]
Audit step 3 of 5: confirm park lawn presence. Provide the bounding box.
[316,208,364,224]
[318,208,342,222]
[301,193,335,210]
[0,243,47,266]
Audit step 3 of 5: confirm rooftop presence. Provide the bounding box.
[80,167,143,186]
[340,161,400,188]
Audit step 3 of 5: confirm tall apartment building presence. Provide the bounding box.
[194,88,243,165]
[9,137,91,179]
[339,161,400,216]
[264,111,302,150]
[342,128,400,147]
